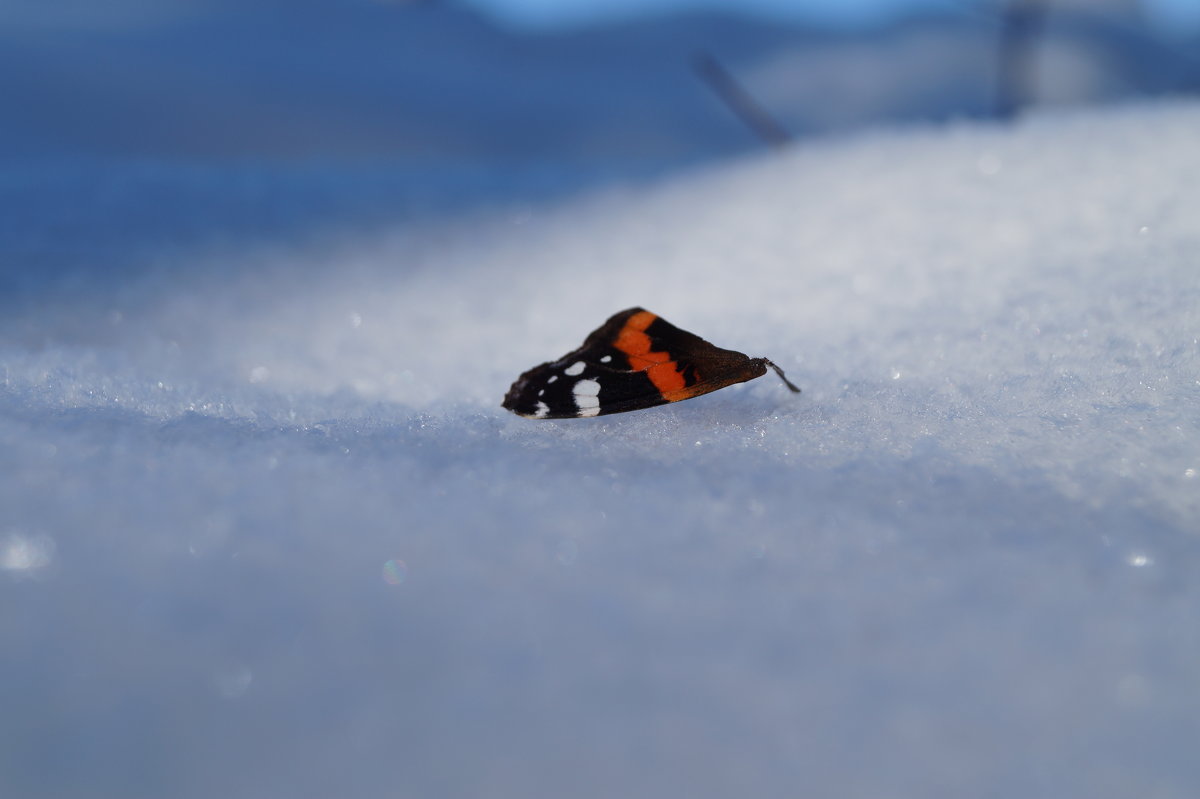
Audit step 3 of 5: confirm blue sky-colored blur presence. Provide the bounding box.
[5,0,1200,32]
[465,0,957,28]
[463,0,1200,32]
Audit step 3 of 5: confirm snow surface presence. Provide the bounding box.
[3,100,1200,798]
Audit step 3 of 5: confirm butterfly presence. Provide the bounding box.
[502,307,800,419]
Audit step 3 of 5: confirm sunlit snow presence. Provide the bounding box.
[2,99,1199,798]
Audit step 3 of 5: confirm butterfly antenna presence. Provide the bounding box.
[763,360,802,394]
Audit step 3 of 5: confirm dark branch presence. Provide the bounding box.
[693,52,792,148]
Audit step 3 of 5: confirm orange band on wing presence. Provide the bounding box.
[613,311,687,393]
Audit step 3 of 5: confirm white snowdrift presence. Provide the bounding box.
[2,100,1199,798]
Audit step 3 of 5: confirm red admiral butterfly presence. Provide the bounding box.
[503,307,800,419]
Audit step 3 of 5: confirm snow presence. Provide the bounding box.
[3,26,1200,798]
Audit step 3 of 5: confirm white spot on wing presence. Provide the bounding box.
[547,375,558,384]
[600,355,612,363]
[573,379,600,397]
[533,402,550,419]
[573,380,601,417]
[564,361,585,376]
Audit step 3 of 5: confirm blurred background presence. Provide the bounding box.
[4,0,1197,297]
[4,0,1198,167]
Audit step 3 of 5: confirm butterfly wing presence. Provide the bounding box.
[503,308,769,419]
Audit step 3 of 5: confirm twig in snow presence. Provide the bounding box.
[693,52,791,148]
